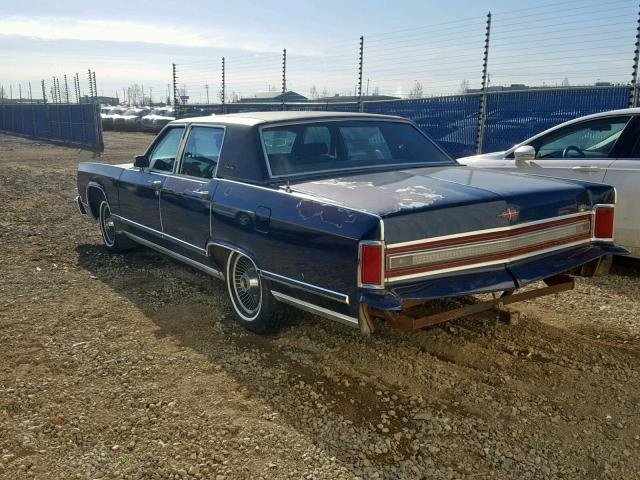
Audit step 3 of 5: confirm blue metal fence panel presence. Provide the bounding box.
[0,103,103,151]
[363,96,482,159]
[482,86,632,153]
[172,87,633,159]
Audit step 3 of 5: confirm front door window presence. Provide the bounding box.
[532,116,630,159]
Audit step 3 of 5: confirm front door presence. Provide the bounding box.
[516,115,632,183]
[160,125,224,252]
[117,125,186,233]
[602,159,639,254]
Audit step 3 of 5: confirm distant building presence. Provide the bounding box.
[316,94,401,103]
[238,91,308,103]
[82,95,119,105]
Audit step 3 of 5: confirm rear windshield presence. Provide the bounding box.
[261,120,453,177]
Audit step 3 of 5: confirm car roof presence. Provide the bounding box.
[170,110,406,127]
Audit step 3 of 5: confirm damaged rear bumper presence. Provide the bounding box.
[360,244,627,312]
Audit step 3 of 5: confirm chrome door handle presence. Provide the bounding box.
[571,165,601,172]
[150,180,163,189]
[188,190,210,199]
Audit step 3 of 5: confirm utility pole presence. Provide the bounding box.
[630,4,640,107]
[281,49,287,111]
[28,82,33,102]
[221,57,226,113]
[205,84,210,104]
[19,84,22,103]
[358,35,364,112]
[476,12,492,154]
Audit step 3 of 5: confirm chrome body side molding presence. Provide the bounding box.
[112,214,207,255]
[123,231,223,279]
[259,270,349,305]
[270,291,359,327]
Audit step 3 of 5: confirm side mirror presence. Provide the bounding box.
[134,155,149,168]
[514,145,536,166]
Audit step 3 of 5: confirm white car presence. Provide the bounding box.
[459,108,640,258]
[140,107,176,133]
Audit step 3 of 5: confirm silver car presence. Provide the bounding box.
[140,107,176,133]
[113,108,150,131]
[459,108,640,258]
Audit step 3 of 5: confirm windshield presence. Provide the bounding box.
[262,120,453,177]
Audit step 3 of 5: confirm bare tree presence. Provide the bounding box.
[561,77,570,87]
[458,79,470,94]
[309,85,318,100]
[408,81,423,99]
[372,86,380,96]
[321,88,329,98]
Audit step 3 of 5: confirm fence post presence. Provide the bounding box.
[281,48,287,111]
[56,78,62,104]
[221,57,226,114]
[41,80,47,104]
[172,63,179,119]
[28,82,32,102]
[630,5,640,108]
[76,73,81,103]
[92,71,98,102]
[64,75,70,103]
[87,70,94,101]
[358,36,364,112]
[476,12,492,154]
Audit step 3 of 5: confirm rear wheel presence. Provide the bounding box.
[225,252,276,333]
[98,199,133,252]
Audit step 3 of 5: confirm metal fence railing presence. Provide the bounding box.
[173,85,631,157]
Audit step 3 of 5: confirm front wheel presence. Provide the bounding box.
[225,252,276,333]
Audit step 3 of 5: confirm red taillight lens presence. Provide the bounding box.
[594,206,615,240]
[360,243,384,287]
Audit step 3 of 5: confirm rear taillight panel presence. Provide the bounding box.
[593,204,615,241]
[358,241,385,289]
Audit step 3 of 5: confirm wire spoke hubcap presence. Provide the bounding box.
[231,255,261,318]
[100,202,115,246]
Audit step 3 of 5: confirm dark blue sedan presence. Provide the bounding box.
[75,112,624,334]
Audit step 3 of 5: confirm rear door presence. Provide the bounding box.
[515,115,632,183]
[160,125,224,252]
[117,125,185,232]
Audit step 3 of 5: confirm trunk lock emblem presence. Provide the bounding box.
[498,207,520,222]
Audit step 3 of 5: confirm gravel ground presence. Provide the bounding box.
[0,131,639,480]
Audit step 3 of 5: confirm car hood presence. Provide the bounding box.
[290,166,613,243]
[457,151,507,165]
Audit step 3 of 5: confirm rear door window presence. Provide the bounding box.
[178,126,224,179]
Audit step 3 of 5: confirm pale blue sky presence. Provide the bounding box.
[0,0,637,101]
